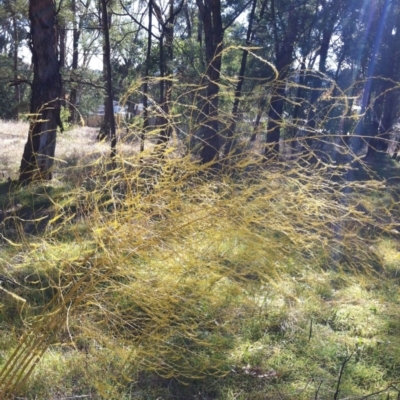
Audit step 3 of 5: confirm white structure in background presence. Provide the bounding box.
[85,101,130,127]
[85,100,157,128]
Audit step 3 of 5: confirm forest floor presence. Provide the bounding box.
[1,121,400,399]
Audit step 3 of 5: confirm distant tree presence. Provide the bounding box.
[306,0,343,133]
[97,0,114,142]
[99,0,117,159]
[141,0,153,152]
[0,55,18,119]
[224,0,264,156]
[365,0,400,157]
[263,0,303,156]
[153,0,184,149]
[69,0,81,123]
[19,0,62,182]
[0,0,28,119]
[348,0,393,156]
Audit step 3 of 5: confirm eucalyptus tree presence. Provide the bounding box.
[56,0,103,122]
[152,0,185,148]
[195,0,252,164]
[97,0,115,142]
[340,0,398,156]
[306,0,344,133]
[195,0,224,164]
[364,0,400,157]
[260,0,316,156]
[19,0,62,182]
[69,0,81,122]
[223,0,265,157]
[100,0,117,158]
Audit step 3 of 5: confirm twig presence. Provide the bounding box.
[62,78,105,90]
[357,384,400,399]
[314,379,323,400]
[66,301,76,348]
[333,352,354,400]
[8,78,32,87]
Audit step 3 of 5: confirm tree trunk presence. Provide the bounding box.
[250,95,267,142]
[20,0,62,182]
[196,0,223,165]
[59,20,66,106]
[12,15,20,119]
[183,0,192,38]
[352,0,391,156]
[266,86,285,155]
[100,0,117,159]
[97,1,113,142]
[288,56,306,148]
[141,0,153,152]
[69,0,81,123]
[306,1,339,135]
[223,0,259,157]
[156,0,175,150]
[264,0,297,157]
[365,0,397,158]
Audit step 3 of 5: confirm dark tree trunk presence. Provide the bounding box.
[97,39,111,141]
[365,0,397,158]
[59,21,66,106]
[265,44,294,156]
[69,0,80,123]
[352,0,391,156]
[266,85,286,155]
[288,56,306,148]
[20,0,62,182]
[224,0,259,157]
[183,0,192,38]
[141,0,153,152]
[156,0,175,150]
[264,0,297,157]
[97,1,113,142]
[250,95,267,142]
[12,15,20,119]
[100,0,117,159]
[307,1,339,133]
[196,0,223,165]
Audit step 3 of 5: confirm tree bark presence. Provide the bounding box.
[69,0,81,123]
[155,0,176,150]
[351,0,391,156]
[183,0,192,38]
[12,15,20,119]
[97,0,114,143]
[223,0,259,157]
[19,0,62,182]
[264,0,297,157]
[365,0,397,158]
[100,0,117,159]
[141,0,153,152]
[59,20,66,106]
[307,0,340,133]
[196,0,223,165]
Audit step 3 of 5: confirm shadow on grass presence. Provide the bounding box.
[0,180,64,237]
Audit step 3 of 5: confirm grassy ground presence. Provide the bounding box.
[1,121,400,399]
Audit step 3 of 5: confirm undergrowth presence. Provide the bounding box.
[0,148,400,399]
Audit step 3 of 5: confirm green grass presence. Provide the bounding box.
[1,152,400,399]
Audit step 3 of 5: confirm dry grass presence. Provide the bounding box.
[0,120,149,181]
[0,120,29,179]
[1,143,399,399]
[1,101,400,399]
